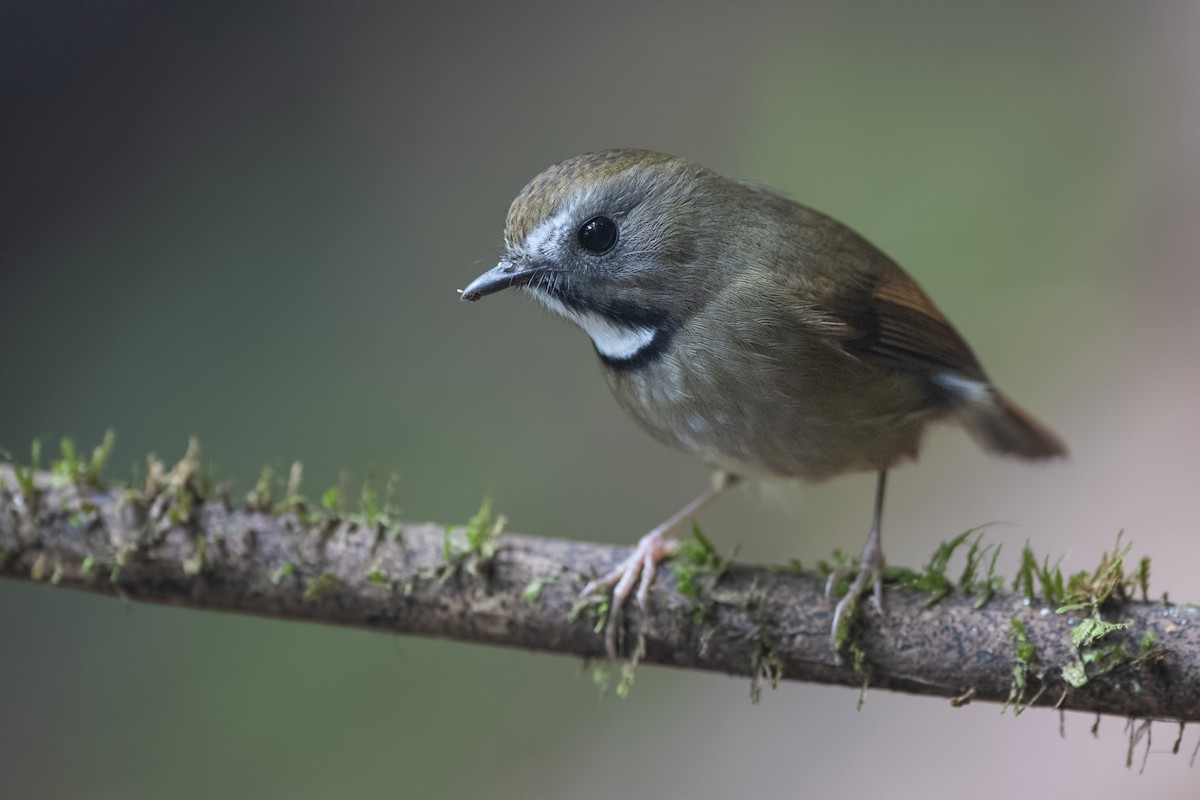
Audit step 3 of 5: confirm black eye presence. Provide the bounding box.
[577,216,618,253]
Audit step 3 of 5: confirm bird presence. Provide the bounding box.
[460,149,1065,658]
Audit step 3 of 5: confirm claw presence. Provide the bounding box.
[579,527,676,658]
[829,560,883,655]
[576,474,740,659]
[824,566,848,607]
[828,470,889,658]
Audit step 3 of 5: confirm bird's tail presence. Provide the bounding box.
[956,389,1066,460]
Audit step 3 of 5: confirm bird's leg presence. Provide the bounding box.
[830,470,888,651]
[581,472,741,659]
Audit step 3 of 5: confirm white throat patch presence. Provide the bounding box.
[513,189,655,362]
[532,293,657,361]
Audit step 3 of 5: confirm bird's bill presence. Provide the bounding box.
[459,260,536,302]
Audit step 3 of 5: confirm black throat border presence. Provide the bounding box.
[596,325,674,372]
[547,288,677,373]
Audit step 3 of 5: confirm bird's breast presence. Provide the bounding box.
[600,326,939,481]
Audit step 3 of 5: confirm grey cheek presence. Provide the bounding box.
[687,413,711,434]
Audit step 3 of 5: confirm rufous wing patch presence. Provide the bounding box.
[836,267,988,382]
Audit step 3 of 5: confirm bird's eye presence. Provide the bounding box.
[577,216,618,253]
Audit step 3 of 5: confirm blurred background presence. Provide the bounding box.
[3,3,1198,797]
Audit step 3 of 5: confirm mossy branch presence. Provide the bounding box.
[2,464,1198,722]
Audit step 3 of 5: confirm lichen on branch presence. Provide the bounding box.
[1,441,1198,725]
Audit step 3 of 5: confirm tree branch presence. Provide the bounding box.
[2,464,1197,721]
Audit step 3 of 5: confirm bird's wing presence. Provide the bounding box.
[736,185,990,384]
[819,262,989,383]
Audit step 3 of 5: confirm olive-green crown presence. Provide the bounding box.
[503,149,676,249]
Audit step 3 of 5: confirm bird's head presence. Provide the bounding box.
[461,149,735,367]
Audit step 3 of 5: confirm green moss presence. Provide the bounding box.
[80,554,96,578]
[270,562,295,585]
[672,524,738,622]
[365,557,391,586]
[358,482,381,528]
[464,494,503,557]
[182,535,207,576]
[272,462,322,525]
[522,574,558,602]
[1132,556,1151,602]
[1069,617,1129,650]
[346,472,401,538]
[1005,617,1042,715]
[352,482,378,528]
[167,489,193,527]
[568,594,611,635]
[50,429,115,489]
[816,548,851,580]
[1085,533,1138,606]
[131,439,205,531]
[53,438,81,485]
[1013,540,1065,605]
[587,661,611,695]
[245,465,275,513]
[615,634,646,698]
[1050,534,1156,689]
[849,642,869,710]
[767,558,805,576]
[85,430,116,487]
[108,545,132,585]
[885,528,1005,608]
[439,494,505,581]
[581,635,644,699]
[12,440,41,501]
[320,481,345,514]
[30,553,47,581]
[745,583,782,704]
[898,530,966,605]
[1012,532,1148,612]
[1059,616,1131,689]
[1004,535,1157,703]
[303,572,338,602]
[263,465,381,531]
[958,534,1005,608]
[580,635,649,700]
[1004,532,1163,702]
[749,629,782,704]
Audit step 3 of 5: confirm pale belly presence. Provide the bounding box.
[603,342,943,482]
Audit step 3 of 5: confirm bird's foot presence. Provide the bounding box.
[580,526,678,659]
[827,532,885,660]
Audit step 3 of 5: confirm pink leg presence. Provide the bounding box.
[581,473,740,658]
[830,470,888,652]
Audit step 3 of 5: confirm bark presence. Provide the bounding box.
[2,465,1197,721]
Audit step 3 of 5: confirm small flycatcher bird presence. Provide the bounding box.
[461,150,1065,657]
